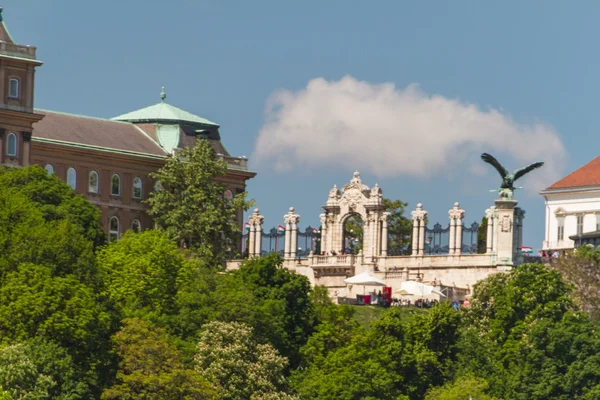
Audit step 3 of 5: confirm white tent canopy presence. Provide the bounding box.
[344,272,386,286]
[393,281,446,297]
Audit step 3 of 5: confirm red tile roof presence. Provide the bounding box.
[33,110,167,157]
[546,156,600,190]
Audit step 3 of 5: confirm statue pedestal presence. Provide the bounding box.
[494,199,518,269]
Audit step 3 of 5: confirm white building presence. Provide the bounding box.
[541,156,600,252]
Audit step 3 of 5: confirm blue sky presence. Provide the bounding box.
[6,1,599,249]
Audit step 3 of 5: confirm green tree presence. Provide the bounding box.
[457,263,600,399]
[194,321,293,400]
[424,377,499,400]
[0,343,55,400]
[477,216,487,254]
[102,318,217,400]
[97,230,187,319]
[146,140,253,261]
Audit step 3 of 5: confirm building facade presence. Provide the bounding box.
[541,156,600,252]
[0,10,255,240]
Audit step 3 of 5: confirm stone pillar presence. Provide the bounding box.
[381,212,390,256]
[411,218,419,256]
[494,199,518,269]
[22,132,31,167]
[411,203,427,256]
[319,213,327,255]
[284,221,291,258]
[448,218,456,255]
[284,207,300,260]
[248,208,264,258]
[492,208,499,253]
[485,207,494,254]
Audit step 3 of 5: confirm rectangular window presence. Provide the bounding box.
[8,78,19,99]
[577,215,584,236]
[596,214,600,231]
[557,217,565,241]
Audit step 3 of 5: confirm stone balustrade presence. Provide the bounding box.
[0,42,36,59]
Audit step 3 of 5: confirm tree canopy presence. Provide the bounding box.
[147,140,253,261]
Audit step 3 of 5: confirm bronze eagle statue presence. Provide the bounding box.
[481,153,544,198]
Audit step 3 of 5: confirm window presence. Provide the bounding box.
[109,216,120,242]
[557,217,565,241]
[111,174,120,196]
[67,167,77,190]
[6,132,16,156]
[596,214,600,232]
[44,164,54,175]
[133,176,143,199]
[8,78,19,99]
[224,189,234,200]
[577,215,584,236]
[89,170,99,193]
[131,219,141,233]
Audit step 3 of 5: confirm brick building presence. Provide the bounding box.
[0,10,255,240]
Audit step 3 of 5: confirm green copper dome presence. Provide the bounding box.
[111,87,219,127]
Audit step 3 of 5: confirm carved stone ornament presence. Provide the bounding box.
[381,211,391,223]
[411,203,428,221]
[448,202,465,220]
[284,206,300,225]
[248,208,264,226]
[341,190,363,209]
[319,213,327,225]
[328,185,341,200]
[500,214,512,233]
[343,171,370,194]
[485,206,496,220]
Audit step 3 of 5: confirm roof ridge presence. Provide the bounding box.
[35,108,135,126]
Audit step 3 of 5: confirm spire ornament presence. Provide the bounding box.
[160,86,166,102]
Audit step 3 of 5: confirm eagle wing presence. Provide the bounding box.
[481,153,508,178]
[513,161,544,182]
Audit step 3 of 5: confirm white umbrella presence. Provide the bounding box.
[344,272,386,286]
[393,281,446,298]
[344,272,386,296]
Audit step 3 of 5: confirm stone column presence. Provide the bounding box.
[284,221,291,258]
[411,203,427,256]
[22,132,31,167]
[492,208,499,253]
[381,212,390,256]
[319,213,327,255]
[411,219,419,256]
[485,207,494,254]
[284,207,300,260]
[494,199,518,269]
[454,203,465,255]
[248,208,264,258]
[448,218,456,255]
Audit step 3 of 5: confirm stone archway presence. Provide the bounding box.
[319,172,389,259]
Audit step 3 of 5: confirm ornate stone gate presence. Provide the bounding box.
[320,172,390,259]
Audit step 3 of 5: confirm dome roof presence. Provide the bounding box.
[111,87,218,127]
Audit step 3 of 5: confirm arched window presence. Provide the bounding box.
[44,164,54,175]
[88,170,99,193]
[6,133,16,156]
[109,216,120,242]
[133,176,143,199]
[131,219,142,233]
[111,174,120,196]
[224,189,234,200]
[8,78,19,99]
[67,167,77,190]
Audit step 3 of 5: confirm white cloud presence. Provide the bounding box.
[254,76,566,194]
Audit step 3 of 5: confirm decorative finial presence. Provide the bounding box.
[0,8,4,22]
[289,207,295,212]
[160,86,166,102]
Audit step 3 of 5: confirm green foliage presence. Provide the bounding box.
[457,263,600,399]
[477,216,487,254]
[424,377,499,400]
[194,320,292,400]
[553,246,600,321]
[97,230,187,319]
[147,140,253,261]
[0,343,55,400]
[102,318,217,400]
